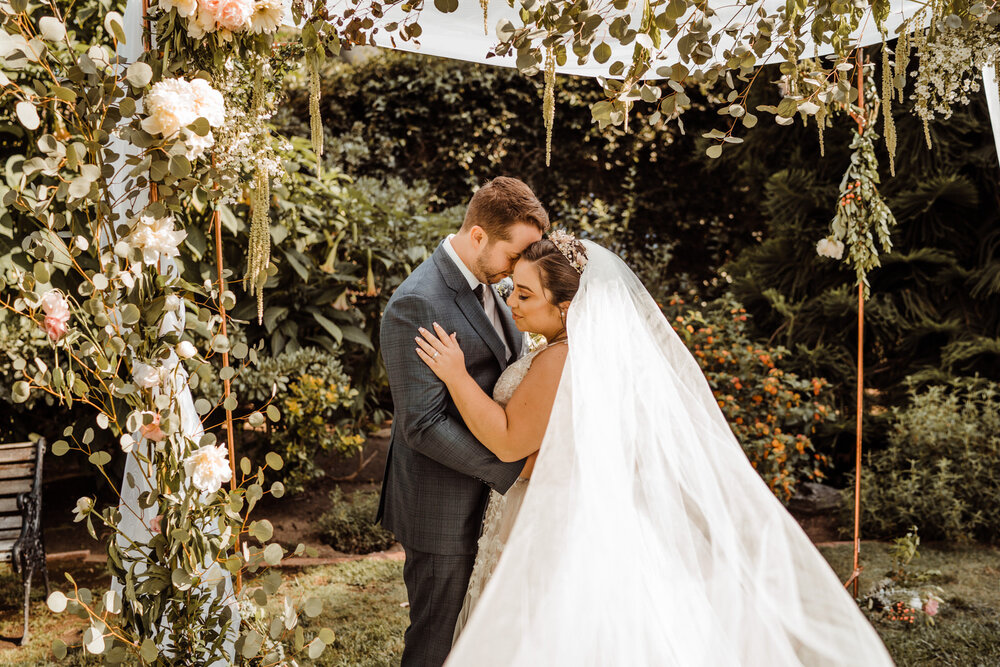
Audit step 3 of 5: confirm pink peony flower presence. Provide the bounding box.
[924,598,939,616]
[216,0,252,31]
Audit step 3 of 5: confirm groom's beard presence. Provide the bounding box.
[474,256,511,285]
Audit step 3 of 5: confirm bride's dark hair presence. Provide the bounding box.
[519,237,585,306]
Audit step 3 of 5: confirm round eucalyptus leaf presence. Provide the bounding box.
[15,101,39,130]
[263,543,283,566]
[126,61,152,88]
[308,638,326,659]
[12,381,30,404]
[47,591,68,613]
[38,17,66,42]
[303,596,323,618]
[265,452,283,471]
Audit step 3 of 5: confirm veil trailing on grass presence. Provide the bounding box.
[446,242,893,666]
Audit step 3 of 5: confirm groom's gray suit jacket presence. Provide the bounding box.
[377,242,525,556]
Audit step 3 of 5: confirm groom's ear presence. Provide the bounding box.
[469,225,486,249]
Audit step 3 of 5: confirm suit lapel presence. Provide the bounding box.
[432,243,509,367]
[495,288,523,362]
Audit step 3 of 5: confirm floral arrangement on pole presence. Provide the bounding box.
[0,0,336,661]
[816,87,897,298]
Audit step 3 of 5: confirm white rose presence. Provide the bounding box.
[127,214,187,266]
[141,78,198,138]
[187,7,218,38]
[188,79,225,127]
[176,341,197,359]
[815,237,845,260]
[158,0,198,17]
[183,445,232,494]
[908,596,922,610]
[133,362,164,389]
[183,129,215,160]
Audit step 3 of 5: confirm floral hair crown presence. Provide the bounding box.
[549,229,588,274]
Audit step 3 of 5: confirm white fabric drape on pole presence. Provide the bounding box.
[109,1,237,661]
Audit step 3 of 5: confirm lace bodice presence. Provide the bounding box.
[492,346,545,406]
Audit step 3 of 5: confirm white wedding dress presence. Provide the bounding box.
[451,345,552,641]
[445,242,894,666]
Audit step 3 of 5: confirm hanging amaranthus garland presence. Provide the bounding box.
[245,60,271,323]
[308,53,324,177]
[245,167,271,323]
[543,42,555,167]
[881,41,897,176]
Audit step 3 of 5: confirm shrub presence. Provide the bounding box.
[663,295,837,501]
[318,488,396,554]
[850,378,1000,542]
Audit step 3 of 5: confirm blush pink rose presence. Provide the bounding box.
[39,290,70,341]
[148,514,163,535]
[216,0,252,31]
[44,312,69,341]
[139,412,167,442]
[923,598,939,616]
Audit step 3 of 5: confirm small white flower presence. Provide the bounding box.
[908,596,922,610]
[176,340,197,359]
[133,362,165,389]
[73,496,93,522]
[183,444,232,494]
[250,0,286,34]
[164,294,181,312]
[127,214,187,266]
[816,237,845,260]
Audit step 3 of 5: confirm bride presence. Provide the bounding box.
[414,231,894,666]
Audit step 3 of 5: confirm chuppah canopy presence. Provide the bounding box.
[326,0,925,75]
[321,0,1000,161]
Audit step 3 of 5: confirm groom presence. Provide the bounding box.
[378,177,549,665]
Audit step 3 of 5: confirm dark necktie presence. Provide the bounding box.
[473,284,487,310]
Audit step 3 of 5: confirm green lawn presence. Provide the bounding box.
[2,543,998,666]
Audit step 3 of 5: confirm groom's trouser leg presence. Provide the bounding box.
[401,546,475,667]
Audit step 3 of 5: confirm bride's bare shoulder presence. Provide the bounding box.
[525,343,568,378]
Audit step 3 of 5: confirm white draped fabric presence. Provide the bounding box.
[110,1,237,661]
[325,0,926,77]
[446,243,894,666]
[321,0,1000,165]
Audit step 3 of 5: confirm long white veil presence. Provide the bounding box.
[446,242,893,666]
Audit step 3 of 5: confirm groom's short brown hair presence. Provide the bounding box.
[461,177,550,241]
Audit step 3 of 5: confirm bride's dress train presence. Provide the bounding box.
[451,346,544,641]
[445,242,893,666]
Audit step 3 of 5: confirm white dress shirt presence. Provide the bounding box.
[444,234,512,360]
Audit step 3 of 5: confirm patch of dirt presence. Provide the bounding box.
[40,429,392,559]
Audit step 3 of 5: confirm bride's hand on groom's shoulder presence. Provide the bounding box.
[415,322,466,385]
